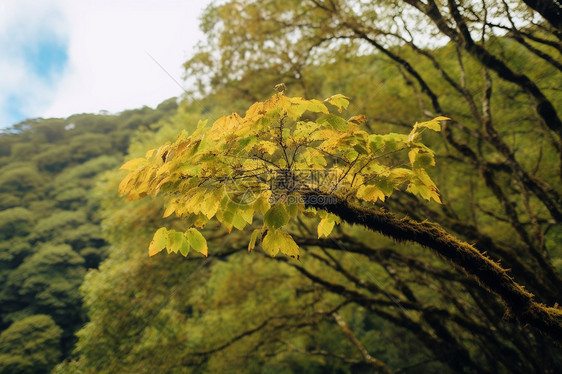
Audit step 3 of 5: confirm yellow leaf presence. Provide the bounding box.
[200,190,222,219]
[306,99,329,114]
[279,231,300,259]
[262,229,280,256]
[148,227,168,256]
[348,114,367,125]
[286,96,309,120]
[253,194,271,215]
[389,168,414,183]
[415,117,449,132]
[120,158,146,171]
[186,228,208,256]
[256,140,277,155]
[232,214,248,230]
[262,229,300,258]
[145,148,156,159]
[197,119,208,129]
[153,176,172,195]
[238,205,254,225]
[248,229,261,252]
[407,169,442,203]
[324,94,350,113]
[162,201,177,218]
[317,218,335,238]
[309,128,338,141]
[356,185,385,203]
[118,173,134,196]
[408,148,419,166]
[185,188,207,214]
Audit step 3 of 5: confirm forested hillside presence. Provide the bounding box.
[1,1,561,373]
[0,99,179,373]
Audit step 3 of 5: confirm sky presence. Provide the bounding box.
[0,0,213,129]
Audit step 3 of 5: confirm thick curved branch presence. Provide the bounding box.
[521,0,562,33]
[303,191,562,342]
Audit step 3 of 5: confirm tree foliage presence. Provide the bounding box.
[109,0,562,371]
[0,98,179,371]
[120,91,445,260]
[0,314,62,374]
[4,0,560,372]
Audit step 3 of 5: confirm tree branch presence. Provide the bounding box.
[303,190,562,342]
[332,312,393,373]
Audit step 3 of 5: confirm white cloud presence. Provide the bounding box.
[0,0,213,126]
[44,0,212,117]
[0,0,69,127]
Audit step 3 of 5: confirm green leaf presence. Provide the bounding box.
[368,134,385,152]
[167,230,189,256]
[407,169,442,203]
[286,200,302,218]
[324,94,350,113]
[186,228,208,256]
[353,144,368,154]
[238,135,257,152]
[372,177,395,196]
[264,204,290,229]
[382,133,408,152]
[413,151,435,168]
[305,99,329,114]
[179,239,190,256]
[345,149,359,161]
[232,214,248,230]
[262,229,280,256]
[148,227,168,256]
[318,114,348,131]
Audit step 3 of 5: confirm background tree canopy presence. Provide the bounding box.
[0,100,179,373]
[0,1,561,373]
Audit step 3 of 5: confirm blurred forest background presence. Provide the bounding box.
[0,0,561,373]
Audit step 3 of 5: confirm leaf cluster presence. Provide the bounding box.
[120,92,446,259]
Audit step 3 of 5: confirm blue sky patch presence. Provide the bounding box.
[5,95,27,125]
[0,6,69,129]
[23,36,68,83]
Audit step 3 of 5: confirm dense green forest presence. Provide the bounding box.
[1,1,561,373]
[0,100,179,372]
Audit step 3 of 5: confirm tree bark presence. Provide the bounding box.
[303,191,562,343]
[521,0,562,32]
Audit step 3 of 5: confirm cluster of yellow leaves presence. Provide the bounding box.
[119,91,447,259]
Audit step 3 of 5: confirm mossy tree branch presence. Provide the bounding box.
[303,191,562,342]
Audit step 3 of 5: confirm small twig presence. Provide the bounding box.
[332,312,393,373]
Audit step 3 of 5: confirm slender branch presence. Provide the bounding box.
[404,0,562,137]
[332,312,393,373]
